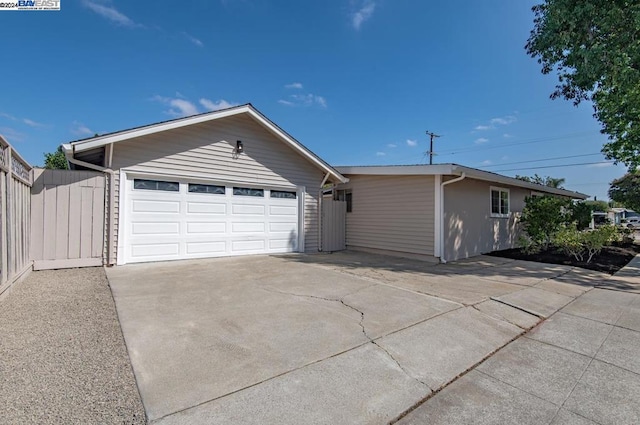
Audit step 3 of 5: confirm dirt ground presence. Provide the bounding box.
[488,241,640,274]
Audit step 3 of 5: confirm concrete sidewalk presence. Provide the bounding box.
[399,256,640,425]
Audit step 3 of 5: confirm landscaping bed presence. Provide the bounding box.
[488,241,640,274]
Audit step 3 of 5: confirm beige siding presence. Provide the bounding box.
[443,177,529,261]
[109,114,325,261]
[340,175,435,257]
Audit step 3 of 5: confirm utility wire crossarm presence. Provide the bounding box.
[425,131,442,165]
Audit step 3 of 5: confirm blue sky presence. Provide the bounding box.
[0,0,627,200]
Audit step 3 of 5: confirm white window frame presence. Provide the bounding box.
[490,186,510,218]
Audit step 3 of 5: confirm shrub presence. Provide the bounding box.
[583,225,618,263]
[521,195,571,250]
[518,235,541,254]
[554,225,585,262]
[553,225,619,264]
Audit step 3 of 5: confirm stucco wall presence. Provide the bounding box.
[443,177,529,261]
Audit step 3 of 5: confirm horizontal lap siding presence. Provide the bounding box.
[342,175,435,256]
[110,114,325,261]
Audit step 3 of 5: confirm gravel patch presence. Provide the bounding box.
[0,267,146,424]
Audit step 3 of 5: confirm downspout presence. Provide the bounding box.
[439,172,466,263]
[318,172,331,252]
[66,147,116,267]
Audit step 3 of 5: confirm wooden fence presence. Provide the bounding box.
[0,136,33,295]
[31,169,105,270]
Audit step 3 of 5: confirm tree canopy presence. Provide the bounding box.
[609,172,640,211]
[515,174,566,188]
[526,0,640,168]
[43,146,69,170]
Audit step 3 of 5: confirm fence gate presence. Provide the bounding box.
[321,198,346,252]
[31,169,105,270]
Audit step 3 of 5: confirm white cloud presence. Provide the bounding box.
[501,156,509,161]
[490,115,517,126]
[474,137,489,144]
[82,0,141,27]
[285,82,303,89]
[387,143,397,148]
[480,160,492,166]
[199,98,236,111]
[406,139,417,147]
[0,127,25,142]
[182,32,203,47]
[0,112,17,121]
[503,133,513,138]
[23,118,44,127]
[376,151,386,156]
[71,121,94,137]
[152,95,198,117]
[474,125,491,131]
[279,93,327,108]
[352,1,376,30]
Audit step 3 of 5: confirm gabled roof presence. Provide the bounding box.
[61,103,347,183]
[335,163,588,199]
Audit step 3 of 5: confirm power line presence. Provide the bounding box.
[479,152,602,168]
[437,131,599,156]
[493,161,615,172]
[425,131,441,165]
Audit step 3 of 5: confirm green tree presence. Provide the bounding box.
[515,174,566,188]
[569,201,593,230]
[584,200,610,212]
[609,172,640,211]
[521,195,572,249]
[526,1,640,168]
[43,146,69,170]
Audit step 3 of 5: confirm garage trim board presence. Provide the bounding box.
[117,170,305,265]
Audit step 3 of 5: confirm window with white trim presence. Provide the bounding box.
[490,187,510,217]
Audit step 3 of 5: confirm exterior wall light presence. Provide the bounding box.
[236,140,244,153]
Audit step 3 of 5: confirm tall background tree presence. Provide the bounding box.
[515,174,566,188]
[526,0,640,168]
[43,146,69,170]
[609,172,640,211]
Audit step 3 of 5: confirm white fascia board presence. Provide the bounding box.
[453,165,589,199]
[67,104,347,184]
[70,106,253,152]
[336,164,454,176]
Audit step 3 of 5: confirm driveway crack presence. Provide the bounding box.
[259,286,432,391]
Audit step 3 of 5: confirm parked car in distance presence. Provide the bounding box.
[621,217,640,229]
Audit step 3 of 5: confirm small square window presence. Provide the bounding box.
[188,183,225,194]
[270,190,297,199]
[490,187,509,217]
[334,189,352,212]
[134,179,179,192]
[233,187,264,197]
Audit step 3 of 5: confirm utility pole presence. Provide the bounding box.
[425,131,441,165]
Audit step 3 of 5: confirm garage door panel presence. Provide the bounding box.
[186,241,227,254]
[232,204,265,215]
[269,205,297,216]
[269,222,297,232]
[132,199,180,213]
[187,202,226,214]
[269,238,297,250]
[132,222,180,235]
[131,243,179,258]
[231,222,265,233]
[231,239,266,252]
[186,222,226,234]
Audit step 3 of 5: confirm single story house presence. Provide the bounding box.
[333,165,588,262]
[61,104,587,266]
[62,104,347,265]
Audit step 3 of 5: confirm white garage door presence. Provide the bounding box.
[123,176,300,263]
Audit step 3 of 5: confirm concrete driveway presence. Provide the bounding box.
[106,251,603,424]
